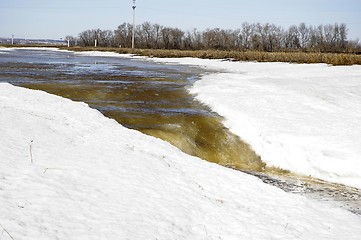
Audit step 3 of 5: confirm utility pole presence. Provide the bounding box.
[132,0,136,48]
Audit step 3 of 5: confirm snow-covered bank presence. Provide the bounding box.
[1,83,361,239]
[43,49,361,188]
[187,61,361,189]
[124,52,361,189]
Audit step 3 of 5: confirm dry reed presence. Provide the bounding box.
[2,44,361,65]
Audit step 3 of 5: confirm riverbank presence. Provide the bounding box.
[1,82,361,239]
[2,44,361,65]
[2,47,360,189]
[59,46,361,66]
[147,56,361,189]
[72,48,361,189]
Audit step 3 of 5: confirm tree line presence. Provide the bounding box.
[67,22,361,53]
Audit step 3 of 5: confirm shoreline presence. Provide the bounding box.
[2,47,361,189]
[1,82,361,238]
[2,44,361,65]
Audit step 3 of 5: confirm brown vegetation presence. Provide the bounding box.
[59,21,361,65]
[3,21,361,65]
[1,44,360,65]
[59,46,361,66]
[3,45,361,65]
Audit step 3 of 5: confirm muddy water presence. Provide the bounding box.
[0,49,263,171]
[1,49,360,215]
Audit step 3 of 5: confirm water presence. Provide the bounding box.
[1,48,360,214]
[0,48,263,171]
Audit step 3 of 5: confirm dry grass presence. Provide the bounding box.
[64,46,361,65]
[2,44,361,65]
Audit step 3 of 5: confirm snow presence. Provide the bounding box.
[0,48,14,54]
[1,82,361,239]
[120,54,361,189]
[187,61,361,189]
[0,47,71,53]
[74,50,135,58]
[31,49,361,188]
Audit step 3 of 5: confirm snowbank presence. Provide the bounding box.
[1,82,361,239]
[129,53,361,189]
[187,61,361,189]
[39,49,361,188]
[74,50,135,58]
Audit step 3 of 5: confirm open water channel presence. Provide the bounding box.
[1,48,360,215]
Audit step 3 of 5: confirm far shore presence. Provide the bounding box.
[2,44,361,66]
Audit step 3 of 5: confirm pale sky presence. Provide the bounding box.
[1,0,360,40]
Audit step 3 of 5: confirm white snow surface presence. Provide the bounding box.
[121,54,361,189]
[0,47,73,54]
[1,82,361,239]
[42,49,361,187]
[187,61,361,189]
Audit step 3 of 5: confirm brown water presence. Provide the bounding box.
[0,48,264,171]
[1,48,360,214]
[19,77,264,171]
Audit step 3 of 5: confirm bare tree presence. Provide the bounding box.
[285,25,301,50]
[114,23,133,48]
[240,22,253,50]
[65,35,77,46]
[298,23,309,49]
[339,23,348,51]
[77,21,359,53]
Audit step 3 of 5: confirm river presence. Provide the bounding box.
[0,48,264,170]
[0,48,360,214]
